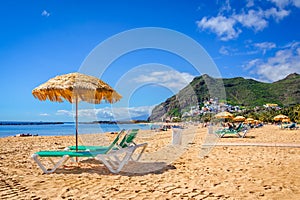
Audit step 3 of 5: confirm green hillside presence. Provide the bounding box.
[149,73,300,121]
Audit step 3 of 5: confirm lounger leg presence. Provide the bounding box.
[130,143,148,161]
[96,148,135,173]
[240,130,248,138]
[104,156,121,169]
[96,143,148,173]
[31,154,70,174]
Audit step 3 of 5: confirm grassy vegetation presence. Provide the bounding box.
[149,73,300,121]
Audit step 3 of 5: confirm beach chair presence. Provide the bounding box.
[66,129,146,162]
[119,129,139,147]
[75,129,147,161]
[32,130,147,174]
[281,123,290,129]
[215,123,248,138]
[118,129,147,161]
[66,129,143,159]
[287,123,299,130]
[66,129,127,151]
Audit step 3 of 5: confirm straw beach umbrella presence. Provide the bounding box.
[282,118,290,123]
[273,114,289,121]
[215,111,233,119]
[32,72,122,151]
[245,118,254,124]
[233,116,246,122]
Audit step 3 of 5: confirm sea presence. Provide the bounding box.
[0,122,151,138]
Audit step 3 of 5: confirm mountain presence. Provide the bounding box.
[149,73,300,121]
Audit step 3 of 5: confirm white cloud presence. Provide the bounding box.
[55,106,155,121]
[219,45,259,56]
[197,1,293,41]
[132,70,195,92]
[282,41,300,49]
[110,106,154,120]
[39,113,50,116]
[253,42,276,49]
[219,0,232,13]
[57,110,73,116]
[219,46,240,55]
[219,46,230,55]
[196,15,240,41]
[243,76,271,83]
[293,0,300,7]
[234,9,268,32]
[264,7,290,22]
[220,41,276,57]
[244,58,261,70]
[41,10,50,17]
[246,0,255,7]
[253,42,276,54]
[269,0,291,8]
[269,0,300,8]
[246,42,300,82]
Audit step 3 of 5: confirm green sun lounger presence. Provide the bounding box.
[32,130,147,174]
[66,129,145,162]
[286,123,299,130]
[66,129,127,151]
[215,123,248,138]
[66,129,139,151]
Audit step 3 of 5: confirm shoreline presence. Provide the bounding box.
[0,122,152,138]
[0,121,64,126]
[0,121,151,126]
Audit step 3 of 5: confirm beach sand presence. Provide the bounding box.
[0,124,300,199]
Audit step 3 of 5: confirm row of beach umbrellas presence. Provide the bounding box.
[214,111,290,122]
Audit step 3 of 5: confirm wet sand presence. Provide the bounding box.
[0,124,299,199]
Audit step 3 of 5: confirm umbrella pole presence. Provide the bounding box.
[76,97,78,152]
[75,97,79,163]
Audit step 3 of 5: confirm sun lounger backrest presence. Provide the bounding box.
[119,129,139,148]
[104,129,125,154]
[67,129,126,151]
[235,123,243,132]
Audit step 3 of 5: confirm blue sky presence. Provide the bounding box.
[0,0,299,122]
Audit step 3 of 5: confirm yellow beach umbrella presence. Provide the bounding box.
[245,118,255,124]
[233,116,246,122]
[253,120,260,124]
[32,72,122,151]
[273,114,289,121]
[282,118,290,123]
[215,111,233,119]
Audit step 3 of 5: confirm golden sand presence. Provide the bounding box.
[0,125,299,199]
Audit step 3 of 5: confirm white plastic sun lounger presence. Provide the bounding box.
[31,130,147,174]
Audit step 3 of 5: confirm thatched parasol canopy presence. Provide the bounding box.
[282,118,290,123]
[32,72,122,104]
[273,114,289,121]
[233,116,246,122]
[244,118,254,124]
[215,111,233,119]
[32,72,122,152]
